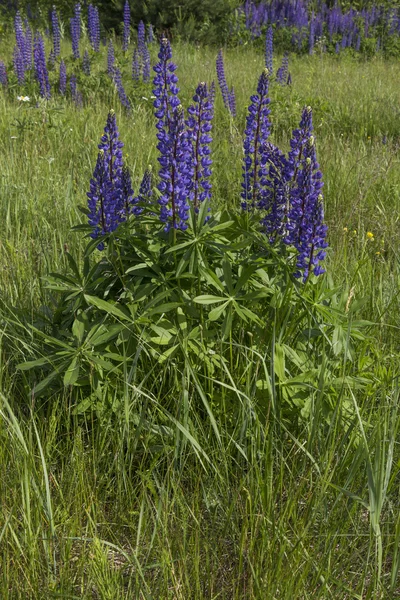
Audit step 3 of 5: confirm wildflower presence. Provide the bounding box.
[123,0,130,52]
[33,32,51,98]
[59,60,67,95]
[366,231,374,241]
[88,4,100,52]
[216,50,231,114]
[265,25,273,73]
[147,24,154,44]
[107,39,115,76]
[343,227,348,232]
[186,82,214,212]
[51,7,61,57]
[13,45,25,85]
[70,3,81,59]
[241,69,271,210]
[153,39,191,230]
[0,62,8,87]
[113,67,131,112]
[17,95,30,101]
[276,54,289,85]
[87,150,115,243]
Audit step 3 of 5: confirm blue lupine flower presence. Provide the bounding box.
[87,150,115,243]
[70,3,81,59]
[113,67,131,112]
[229,87,237,117]
[51,7,61,57]
[123,0,130,52]
[138,168,153,203]
[14,12,25,61]
[107,39,115,76]
[59,59,67,94]
[88,4,100,52]
[216,49,230,112]
[70,74,77,99]
[276,54,289,85]
[23,20,32,70]
[138,20,146,57]
[142,45,151,82]
[132,49,140,82]
[98,109,124,199]
[265,25,273,73]
[0,61,7,86]
[259,143,289,241]
[153,39,191,230]
[120,165,135,217]
[284,107,327,281]
[241,69,271,210]
[13,45,25,85]
[147,24,154,44]
[209,80,216,107]
[33,32,51,98]
[83,49,91,75]
[186,82,213,211]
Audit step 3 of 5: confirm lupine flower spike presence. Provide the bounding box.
[186,82,213,212]
[33,32,51,98]
[123,1,130,52]
[153,38,192,230]
[241,69,271,210]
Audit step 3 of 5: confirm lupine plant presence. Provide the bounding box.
[59,59,67,95]
[123,0,130,52]
[70,3,81,59]
[107,39,115,76]
[216,49,235,117]
[51,7,61,58]
[0,61,7,86]
[88,4,100,52]
[33,32,50,98]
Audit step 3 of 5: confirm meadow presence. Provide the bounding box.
[1,20,400,600]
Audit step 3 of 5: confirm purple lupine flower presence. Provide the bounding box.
[107,39,115,75]
[186,82,214,212]
[241,69,271,210]
[120,165,135,217]
[259,143,289,241]
[51,7,61,57]
[83,49,90,75]
[70,3,81,59]
[276,53,289,85]
[33,32,51,98]
[14,12,25,60]
[138,168,153,203]
[216,49,230,112]
[132,48,140,82]
[88,4,100,52]
[265,25,273,73]
[98,109,124,199]
[113,67,131,112]
[0,61,8,86]
[153,38,191,230]
[147,24,154,44]
[24,21,32,70]
[70,74,77,98]
[284,107,327,281]
[13,45,25,85]
[142,45,151,82]
[138,20,146,57]
[123,0,130,52]
[87,150,115,243]
[59,59,67,94]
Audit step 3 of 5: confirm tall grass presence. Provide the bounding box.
[1,38,400,598]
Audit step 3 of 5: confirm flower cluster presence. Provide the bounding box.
[113,67,131,112]
[59,60,67,95]
[241,69,271,210]
[276,54,289,85]
[216,50,236,117]
[87,110,130,240]
[0,61,7,87]
[51,7,61,57]
[107,40,115,76]
[70,3,81,59]
[153,39,192,230]
[186,82,213,211]
[265,25,273,73]
[88,4,100,52]
[33,32,50,98]
[123,0,130,52]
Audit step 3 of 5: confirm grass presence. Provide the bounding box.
[0,36,400,598]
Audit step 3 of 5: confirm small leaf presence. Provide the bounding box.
[194,295,226,305]
[84,295,131,322]
[209,301,229,321]
[64,356,80,386]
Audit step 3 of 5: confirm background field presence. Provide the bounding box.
[1,37,400,599]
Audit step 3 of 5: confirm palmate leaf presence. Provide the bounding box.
[84,295,131,322]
